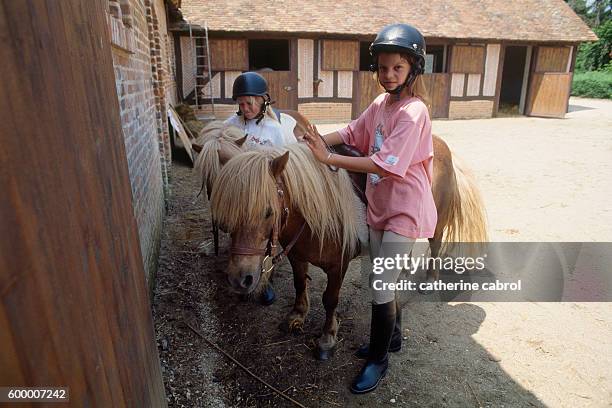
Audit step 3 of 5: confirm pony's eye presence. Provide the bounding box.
[265,207,273,218]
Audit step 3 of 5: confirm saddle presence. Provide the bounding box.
[332,144,368,206]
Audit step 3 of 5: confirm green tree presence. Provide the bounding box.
[576,19,612,71]
[591,0,611,26]
[566,0,611,27]
[567,0,594,26]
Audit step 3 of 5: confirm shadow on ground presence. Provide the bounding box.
[153,159,546,407]
[567,104,595,113]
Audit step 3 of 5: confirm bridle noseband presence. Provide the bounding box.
[229,179,305,274]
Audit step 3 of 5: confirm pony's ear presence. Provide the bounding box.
[192,143,202,153]
[235,135,247,147]
[270,151,290,178]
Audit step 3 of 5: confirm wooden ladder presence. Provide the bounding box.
[189,21,215,118]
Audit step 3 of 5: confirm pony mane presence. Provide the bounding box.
[193,121,245,196]
[211,143,359,258]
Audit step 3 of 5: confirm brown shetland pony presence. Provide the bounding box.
[203,111,488,360]
[195,110,488,281]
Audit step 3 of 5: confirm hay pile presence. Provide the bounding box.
[174,104,197,121]
[174,104,205,137]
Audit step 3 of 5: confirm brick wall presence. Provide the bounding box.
[107,0,177,285]
[298,103,352,124]
[149,0,174,200]
[448,100,494,119]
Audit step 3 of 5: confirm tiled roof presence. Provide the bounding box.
[179,0,596,42]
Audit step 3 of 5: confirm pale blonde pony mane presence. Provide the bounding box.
[193,121,245,195]
[211,143,359,257]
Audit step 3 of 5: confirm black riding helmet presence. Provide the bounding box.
[232,71,269,100]
[369,23,426,95]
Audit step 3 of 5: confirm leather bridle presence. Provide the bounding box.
[229,178,306,274]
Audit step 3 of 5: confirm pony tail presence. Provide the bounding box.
[411,75,432,114]
[441,154,489,255]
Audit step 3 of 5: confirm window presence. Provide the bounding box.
[248,40,290,71]
[426,45,445,73]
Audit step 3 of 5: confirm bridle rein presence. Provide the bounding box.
[229,178,306,274]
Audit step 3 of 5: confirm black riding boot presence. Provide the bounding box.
[350,301,396,394]
[355,299,402,358]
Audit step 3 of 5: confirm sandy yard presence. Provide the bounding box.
[154,97,611,407]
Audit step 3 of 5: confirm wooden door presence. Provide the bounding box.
[525,46,572,118]
[259,71,297,110]
[423,73,450,118]
[525,73,572,118]
[0,1,166,405]
[355,71,383,117]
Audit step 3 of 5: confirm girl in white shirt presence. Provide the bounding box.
[223,71,296,306]
[224,72,296,148]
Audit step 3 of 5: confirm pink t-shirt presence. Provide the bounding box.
[338,93,437,238]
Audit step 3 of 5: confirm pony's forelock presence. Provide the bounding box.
[211,144,359,258]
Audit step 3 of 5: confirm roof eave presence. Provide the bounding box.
[169,24,598,43]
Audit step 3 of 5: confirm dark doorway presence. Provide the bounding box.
[499,46,528,115]
[360,41,373,71]
[249,39,290,71]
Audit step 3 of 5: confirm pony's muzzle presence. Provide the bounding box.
[227,268,260,294]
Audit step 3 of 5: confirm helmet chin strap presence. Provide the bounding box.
[255,101,270,124]
[237,95,272,124]
[383,71,417,100]
[255,94,272,124]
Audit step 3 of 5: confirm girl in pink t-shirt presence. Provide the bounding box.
[304,23,437,394]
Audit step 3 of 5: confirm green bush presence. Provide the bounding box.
[571,70,612,99]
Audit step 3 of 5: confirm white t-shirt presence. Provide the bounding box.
[224,114,296,148]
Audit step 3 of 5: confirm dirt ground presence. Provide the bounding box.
[153,97,611,407]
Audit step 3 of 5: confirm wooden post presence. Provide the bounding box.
[0,1,167,406]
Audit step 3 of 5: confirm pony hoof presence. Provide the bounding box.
[315,347,335,361]
[286,319,305,334]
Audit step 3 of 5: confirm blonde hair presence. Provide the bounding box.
[194,122,246,196]
[238,96,278,123]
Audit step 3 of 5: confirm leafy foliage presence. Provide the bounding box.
[575,20,612,72]
[571,70,612,98]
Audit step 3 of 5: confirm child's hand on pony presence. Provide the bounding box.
[303,124,332,164]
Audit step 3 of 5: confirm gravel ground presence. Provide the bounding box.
[153,97,611,407]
